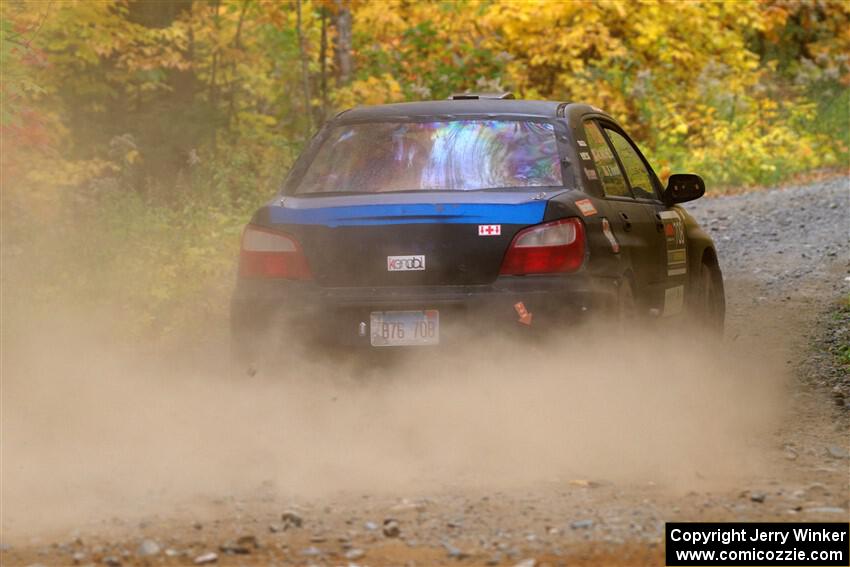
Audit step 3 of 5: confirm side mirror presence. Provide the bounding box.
[662,173,705,205]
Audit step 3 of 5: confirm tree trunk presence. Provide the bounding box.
[226,0,250,130]
[209,0,222,156]
[126,0,196,195]
[319,7,328,120]
[333,0,352,86]
[296,0,313,139]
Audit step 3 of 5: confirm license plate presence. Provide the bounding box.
[370,310,439,347]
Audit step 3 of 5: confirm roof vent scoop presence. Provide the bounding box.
[449,92,515,100]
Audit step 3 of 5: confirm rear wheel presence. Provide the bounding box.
[688,260,725,336]
[230,327,303,378]
[230,327,261,378]
[617,277,638,330]
[602,276,639,335]
[229,303,272,378]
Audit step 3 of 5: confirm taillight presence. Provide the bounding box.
[499,218,586,275]
[238,225,312,280]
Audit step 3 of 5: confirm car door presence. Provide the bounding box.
[599,125,687,316]
[582,119,662,306]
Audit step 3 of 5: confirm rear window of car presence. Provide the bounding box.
[290,120,563,194]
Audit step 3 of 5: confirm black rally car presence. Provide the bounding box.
[231,94,724,359]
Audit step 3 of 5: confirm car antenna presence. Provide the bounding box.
[448,92,515,100]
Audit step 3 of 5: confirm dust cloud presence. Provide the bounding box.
[1,309,785,539]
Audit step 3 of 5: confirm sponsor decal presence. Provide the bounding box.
[478,224,501,236]
[591,147,614,161]
[599,164,621,177]
[663,288,682,315]
[577,139,587,147]
[575,198,598,217]
[387,255,426,271]
[514,301,533,326]
[584,168,598,180]
[659,210,687,276]
[601,218,620,253]
[663,285,685,316]
[579,152,591,161]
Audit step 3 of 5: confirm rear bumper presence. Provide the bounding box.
[231,273,614,347]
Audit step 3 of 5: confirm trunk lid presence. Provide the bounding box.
[262,191,563,287]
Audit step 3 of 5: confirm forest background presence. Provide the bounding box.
[2,0,848,340]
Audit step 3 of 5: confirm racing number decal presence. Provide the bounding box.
[659,210,687,277]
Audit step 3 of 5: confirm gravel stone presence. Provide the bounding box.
[220,541,251,554]
[301,546,322,557]
[750,492,767,503]
[826,445,849,459]
[193,551,218,564]
[236,534,258,549]
[281,510,303,529]
[137,539,160,556]
[443,542,469,560]
[805,507,848,515]
[383,518,401,538]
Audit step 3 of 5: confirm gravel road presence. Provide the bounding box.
[685,175,849,313]
[2,177,848,567]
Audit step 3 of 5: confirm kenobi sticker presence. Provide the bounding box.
[584,168,598,181]
[387,255,426,271]
[579,152,591,161]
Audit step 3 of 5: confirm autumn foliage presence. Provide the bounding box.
[2,0,848,337]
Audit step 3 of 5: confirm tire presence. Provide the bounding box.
[229,304,270,378]
[230,327,261,377]
[619,276,637,322]
[688,260,725,336]
[606,276,639,335]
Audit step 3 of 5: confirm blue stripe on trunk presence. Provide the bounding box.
[267,202,547,227]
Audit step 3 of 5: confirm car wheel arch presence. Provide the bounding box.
[685,246,726,334]
[696,247,724,293]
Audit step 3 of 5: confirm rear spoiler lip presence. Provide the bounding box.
[274,188,572,209]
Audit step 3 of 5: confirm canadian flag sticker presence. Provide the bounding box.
[478,224,501,236]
